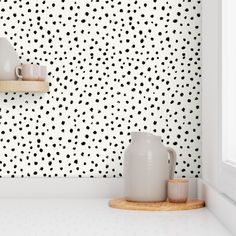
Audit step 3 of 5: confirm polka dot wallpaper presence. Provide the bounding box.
[0,0,201,178]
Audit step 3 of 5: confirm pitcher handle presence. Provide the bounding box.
[167,147,176,179]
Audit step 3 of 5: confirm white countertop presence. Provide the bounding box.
[0,198,232,236]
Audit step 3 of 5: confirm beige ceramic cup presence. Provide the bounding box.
[38,66,47,81]
[168,179,189,203]
[16,64,38,81]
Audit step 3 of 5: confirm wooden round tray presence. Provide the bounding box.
[109,198,205,211]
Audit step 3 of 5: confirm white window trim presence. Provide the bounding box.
[219,0,236,202]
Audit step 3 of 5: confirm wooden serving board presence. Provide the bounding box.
[109,198,205,211]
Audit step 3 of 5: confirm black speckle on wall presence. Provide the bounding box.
[0,0,201,178]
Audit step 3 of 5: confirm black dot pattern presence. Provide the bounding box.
[0,0,201,178]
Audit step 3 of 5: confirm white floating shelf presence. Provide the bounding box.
[0,81,49,93]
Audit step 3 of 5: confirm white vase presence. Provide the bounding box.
[124,132,177,202]
[0,37,20,80]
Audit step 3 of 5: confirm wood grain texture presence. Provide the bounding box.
[109,198,205,211]
[0,81,49,92]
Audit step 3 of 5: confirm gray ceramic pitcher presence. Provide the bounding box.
[124,132,176,202]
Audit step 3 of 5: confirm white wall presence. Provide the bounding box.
[202,0,220,188]
[0,1,202,178]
